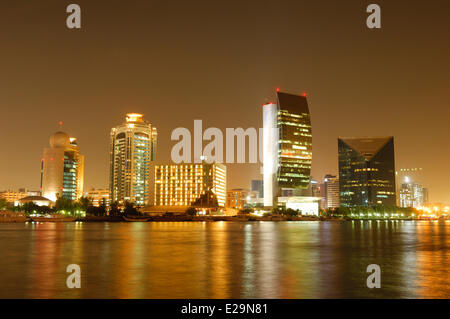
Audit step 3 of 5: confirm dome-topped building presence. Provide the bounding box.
[41,130,85,202]
[49,131,71,148]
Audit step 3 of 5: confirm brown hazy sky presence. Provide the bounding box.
[0,1,449,202]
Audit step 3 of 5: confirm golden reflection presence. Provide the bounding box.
[114,223,135,298]
[416,221,450,298]
[241,223,254,298]
[29,223,62,298]
[2,220,450,298]
[142,222,209,298]
[257,222,280,298]
[208,221,231,298]
[280,222,320,298]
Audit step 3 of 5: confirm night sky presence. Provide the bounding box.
[0,1,449,202]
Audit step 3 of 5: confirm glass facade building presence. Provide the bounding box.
[263,90,312,207]
[41,132,85,202]
[399,177,428,208]
[338,137,396,207]
[277,92,312,191]
[62,151,78,201]
[110,113,157,206]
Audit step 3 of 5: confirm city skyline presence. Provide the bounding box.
[2,1,450,303]
[1,1,450,203]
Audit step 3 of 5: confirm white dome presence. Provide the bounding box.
[50,131,70,148]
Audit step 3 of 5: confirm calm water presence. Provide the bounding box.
[0,221,449,299]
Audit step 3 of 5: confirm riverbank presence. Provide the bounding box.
[77,215,439,222]
[2,215,445,223]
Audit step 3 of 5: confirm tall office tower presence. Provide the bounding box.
[395,168,425,205]
[399,177,428,208]
[263,90,312,207]
[151,162,226,207]
[41,131,85,202]
[109,113,157,206]
[323,174,340,209]
[338,137,396,207]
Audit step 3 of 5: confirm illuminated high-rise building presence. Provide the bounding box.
[338,137,396,207]
[263,90,312,207]
[395,168,425,206]
[399,176,428,208]
[109,113,157,206]
[41,131,85,201]
[151,162,226,207]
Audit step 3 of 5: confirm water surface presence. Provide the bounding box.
[0,221,449,298]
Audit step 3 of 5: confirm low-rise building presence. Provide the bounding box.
[87,188,110,207]
[226,189,249,210]
[150,162,226,208]
[16,196,53,207]
[0,189,41,204]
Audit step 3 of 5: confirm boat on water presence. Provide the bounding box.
[0,211,30,223]
[122,215,151,222]
[31,214,77,222]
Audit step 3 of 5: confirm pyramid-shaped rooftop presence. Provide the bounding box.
[339,137,393,161]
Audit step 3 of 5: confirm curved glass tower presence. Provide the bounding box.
[109,113,157,206]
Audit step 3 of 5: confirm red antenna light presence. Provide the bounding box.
[302,92,307,97]
[276,87,280,92]
[58,121,63,129]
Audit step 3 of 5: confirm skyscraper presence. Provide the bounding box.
[41,131,85,202]
[109,113,157,206]
[263,90,312,207]
[338,137,396,207]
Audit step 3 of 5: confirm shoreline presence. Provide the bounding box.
[1,216,445,223]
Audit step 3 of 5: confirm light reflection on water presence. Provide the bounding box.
[0,221,449,299]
